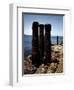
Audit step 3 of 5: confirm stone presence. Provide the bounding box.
[27,55,32,60]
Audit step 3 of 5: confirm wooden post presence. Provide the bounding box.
[45,24,51,64]
[32,22,40,67]
[39,24,44,64]
[57,36,59,45]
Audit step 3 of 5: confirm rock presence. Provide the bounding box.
[24,45,63,74]
[27,55,32,60]
[47,62,58,73]
[47,68,53,73]
[35,64,48,74]
[24,55,37,74]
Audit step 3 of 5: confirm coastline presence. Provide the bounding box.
[24,44,63,74]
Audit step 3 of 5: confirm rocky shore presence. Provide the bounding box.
[24,45,63,74]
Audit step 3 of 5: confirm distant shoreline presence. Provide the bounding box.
[24,44,63,59]
[24,35,63,58]
[24,34,63,37]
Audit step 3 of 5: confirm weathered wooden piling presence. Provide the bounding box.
[45,24,51,64]
[57,36,59,45]
[39,24,44,64]
[32,22,40,67]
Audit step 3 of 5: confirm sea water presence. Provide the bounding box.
[24,35,63,57]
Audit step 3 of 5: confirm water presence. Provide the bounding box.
[24,35,63,57]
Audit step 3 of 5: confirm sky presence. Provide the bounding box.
[23,13,63,36]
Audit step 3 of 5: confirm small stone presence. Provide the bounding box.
[27,55,32,60]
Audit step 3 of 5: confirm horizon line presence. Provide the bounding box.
[24,34,63,37]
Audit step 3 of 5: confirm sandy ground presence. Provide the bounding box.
[24,45,63,74]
